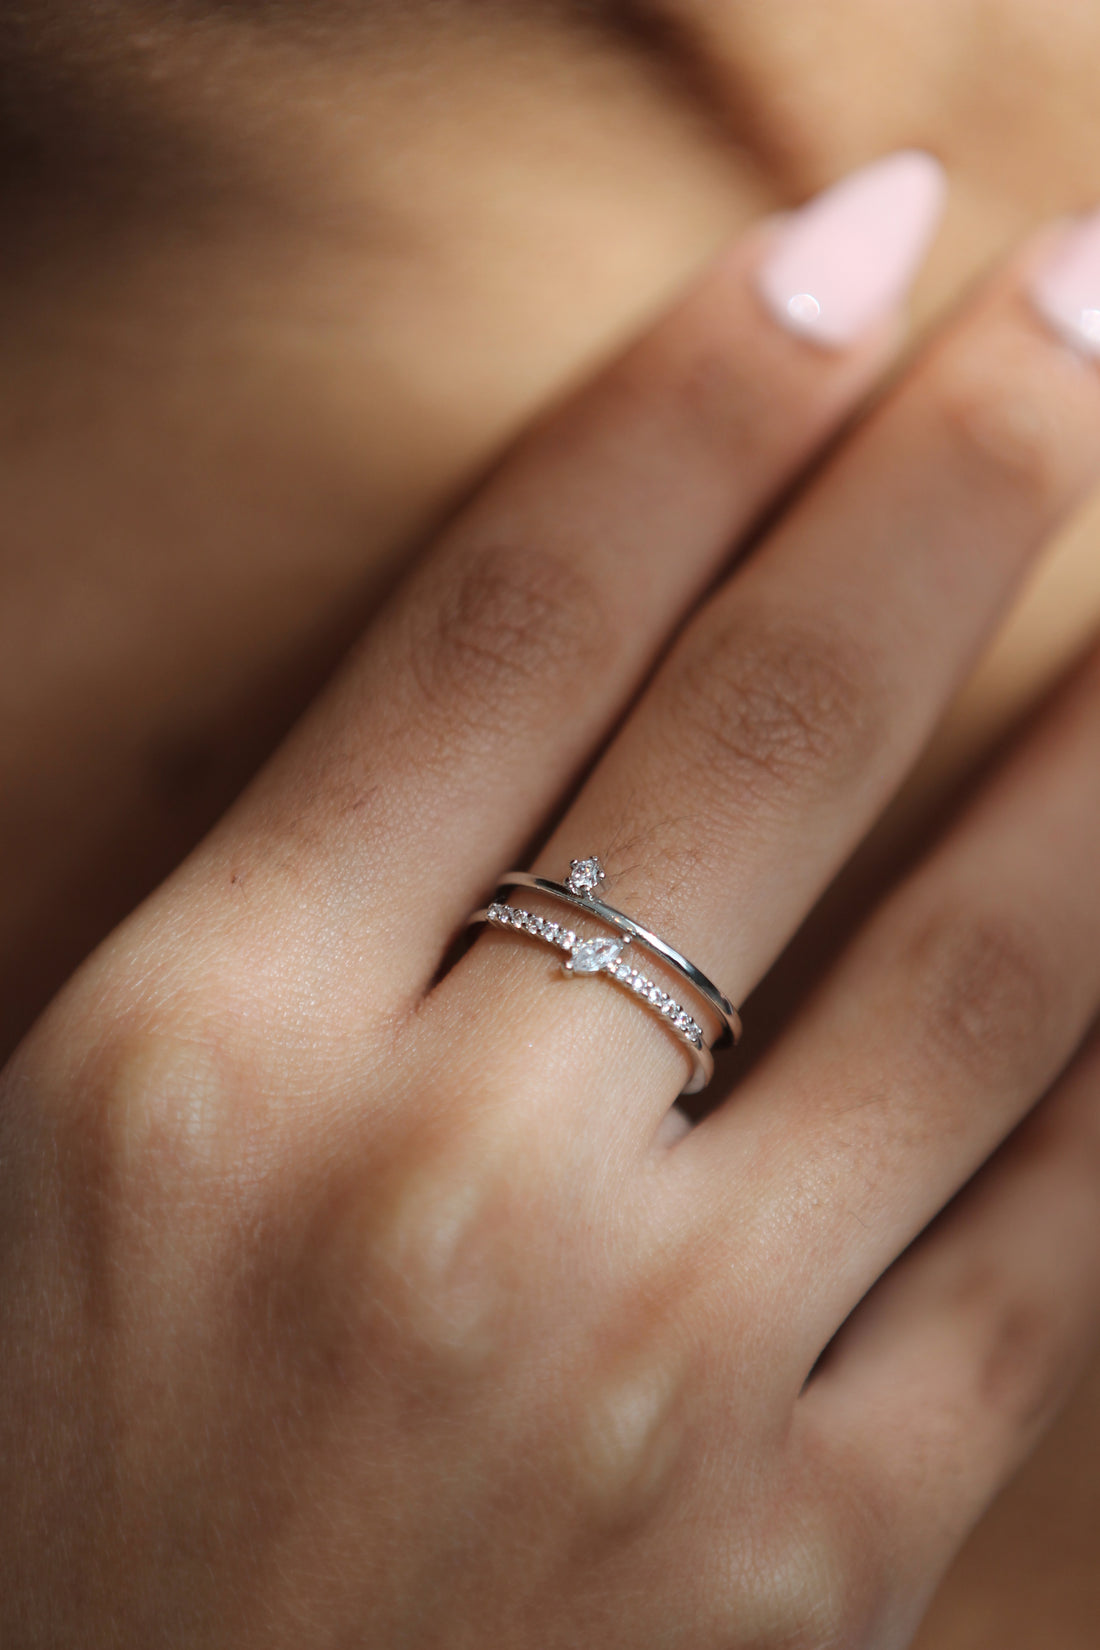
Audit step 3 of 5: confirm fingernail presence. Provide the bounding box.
[757,150,947,349]
[1030,210,1100,357]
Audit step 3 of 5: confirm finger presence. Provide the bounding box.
[795,1027,1100,1644]
[179,153,943,1009]
[450,208,1100,1111]
[682,638,1100,1366]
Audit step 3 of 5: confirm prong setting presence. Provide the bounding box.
[565,856,607,900]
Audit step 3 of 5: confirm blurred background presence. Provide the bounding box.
[2,2,1100,1640]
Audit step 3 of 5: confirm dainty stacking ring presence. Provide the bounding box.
[468,856,741,1096]
[492,857,742,1047]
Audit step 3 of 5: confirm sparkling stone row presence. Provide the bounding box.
[488,902,577,952]
[487,903,706,1051]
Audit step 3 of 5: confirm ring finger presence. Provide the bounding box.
[443,206,1100,1118]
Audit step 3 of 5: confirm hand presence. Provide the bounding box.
[5,153,1100,1649]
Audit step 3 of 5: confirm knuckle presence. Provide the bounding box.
[975,1291,1068,1434]
[31,1004,242,1296]
[947,1261,1072,1438]
[300,1125,525,1385]
[370,1154,507,1369]
[927,338,1074,504]
[905,902,1057,1088]
[665,608,888,812]
[279,1130,690,1522]
[721,1515,882,1650]
[409,540,608,739]
[562,1338,690,1531]
[773,1465,892,1650]
[63,1011,227,1174]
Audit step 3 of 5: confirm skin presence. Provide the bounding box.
[6,111,1100,1649]
[3,2,1100,1641]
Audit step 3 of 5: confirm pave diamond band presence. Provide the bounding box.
[481,903,714,1094]
[468,856,741,1096]
[491,865,741,1049]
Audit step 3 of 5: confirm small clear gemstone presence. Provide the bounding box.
[566,856,606,898]
[615,962,632,981]
[570,937,624,974]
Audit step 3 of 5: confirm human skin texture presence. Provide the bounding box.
[2,2,1100,1641]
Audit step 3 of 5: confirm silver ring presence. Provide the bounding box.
[493,857,742,1047]
[468,902,714,1095]
[467,856,741,1097]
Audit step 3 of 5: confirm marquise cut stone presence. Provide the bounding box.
[570,937,623,974]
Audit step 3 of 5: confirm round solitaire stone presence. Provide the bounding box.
[566,857,606,898]
[570,937,623,974]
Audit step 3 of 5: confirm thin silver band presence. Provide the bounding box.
[491,873,742,1048]
[471,902,714,1095]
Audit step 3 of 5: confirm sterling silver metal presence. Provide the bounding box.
[492,859,742,1048]
[467,856,741,1097]
[471,901,714,1095]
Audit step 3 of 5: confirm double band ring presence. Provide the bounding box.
[469,857,741,1096]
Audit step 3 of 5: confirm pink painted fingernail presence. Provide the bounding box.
[1030,210,1100,357]
[757,150,946,349]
